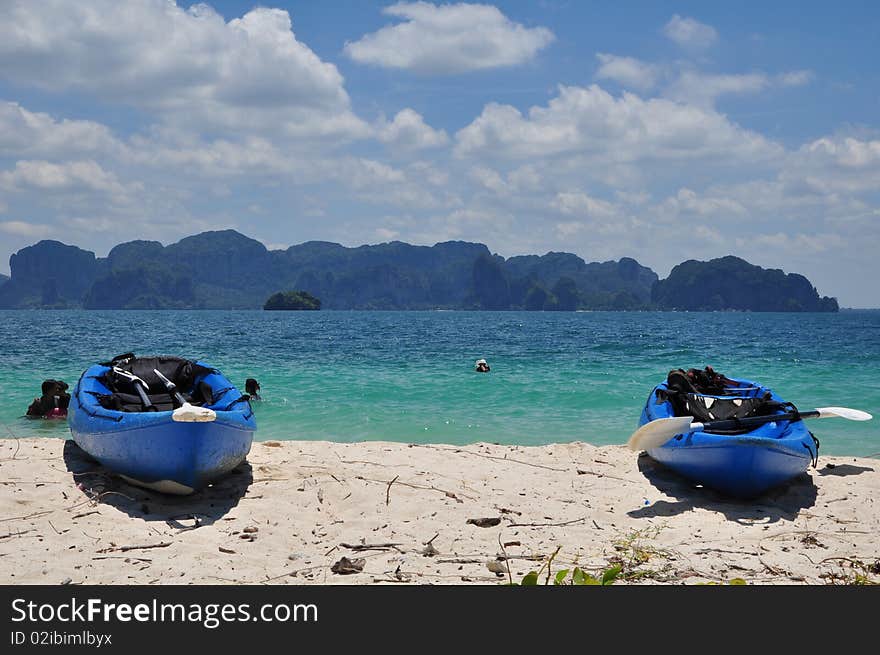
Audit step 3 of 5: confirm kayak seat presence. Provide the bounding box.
[659,365,793,432]
[677,392,772,422]
[94,354,217,413]
[93,391,177,413]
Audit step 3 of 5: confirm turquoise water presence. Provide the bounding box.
[0,310,878,457]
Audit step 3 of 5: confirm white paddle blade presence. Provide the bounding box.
[172,402,216,422]
[815,407,873,421]
[627,416,696,452]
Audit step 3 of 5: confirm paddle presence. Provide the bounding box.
[112,367,157,412]
[153,368,188,407]
[627,406,873,452]
[153,368,216,423]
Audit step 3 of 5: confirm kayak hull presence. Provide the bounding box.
[639,378,817,498]
[68,362,255,494]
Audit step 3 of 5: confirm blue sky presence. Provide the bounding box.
[1,1,878,306]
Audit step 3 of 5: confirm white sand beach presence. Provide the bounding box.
[1,437,878,585]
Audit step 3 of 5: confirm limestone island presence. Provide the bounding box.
[263,289,321,310]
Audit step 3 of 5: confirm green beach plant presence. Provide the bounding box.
[506,546,622,586]
[551,564,622,586]
[819,557,879,585]
[696,578,749,585]
[608,526,672,581]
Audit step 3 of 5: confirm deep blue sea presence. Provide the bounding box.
[0,310,877,457]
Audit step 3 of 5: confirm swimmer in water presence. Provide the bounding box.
[244,378,261,400]
[26,379,70,419]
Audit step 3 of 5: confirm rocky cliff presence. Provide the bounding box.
[651,256,838,312]
[0,232,837,312]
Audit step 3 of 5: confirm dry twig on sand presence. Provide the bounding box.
[0,510,53,523]
[412,444,568,472]
[355,475,467,502]
[385,475,399,505]
[97,542,172,554]
[508,516,587,528]
[340,542,404,553]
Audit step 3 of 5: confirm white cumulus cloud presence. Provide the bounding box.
[344,2,555,74]
[663,15,718,50]
[454,84,782,165]
[660,187,748,217]
[377,109,449,150]
[0,102,125,158]
[0,160,133,197]
[782,135,880,193]
[595,54,659,91]
[0,1,368,140]
[550,192,618,219]
[664,71,770,108]
[0,221,54,239]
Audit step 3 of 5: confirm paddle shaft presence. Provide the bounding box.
[629,404,870,452]
[153,369,188,408]
[691,409,820,434]
[112,367,157,412]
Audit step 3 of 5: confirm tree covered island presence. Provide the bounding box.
[263,290,322,310]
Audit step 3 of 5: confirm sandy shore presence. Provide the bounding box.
[1,437,878,585]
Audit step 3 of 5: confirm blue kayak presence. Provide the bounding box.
[638,372,818,498]
[68,354,256,494]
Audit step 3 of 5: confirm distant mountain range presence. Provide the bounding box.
[0,230,838,312]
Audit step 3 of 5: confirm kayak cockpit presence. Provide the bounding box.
[87,353,224,414]
[652,366,797,435]
[68,353,256,494]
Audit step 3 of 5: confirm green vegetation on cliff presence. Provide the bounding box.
[0,231,839,312]
[84,267,195,309]
[0,240,99,308]
[264,290,321,310]
[652,256,839,312]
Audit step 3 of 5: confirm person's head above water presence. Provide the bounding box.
[41,379,68,396]
[475,359,490,373]
[27,379,70,418]
[245,378,261,398]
